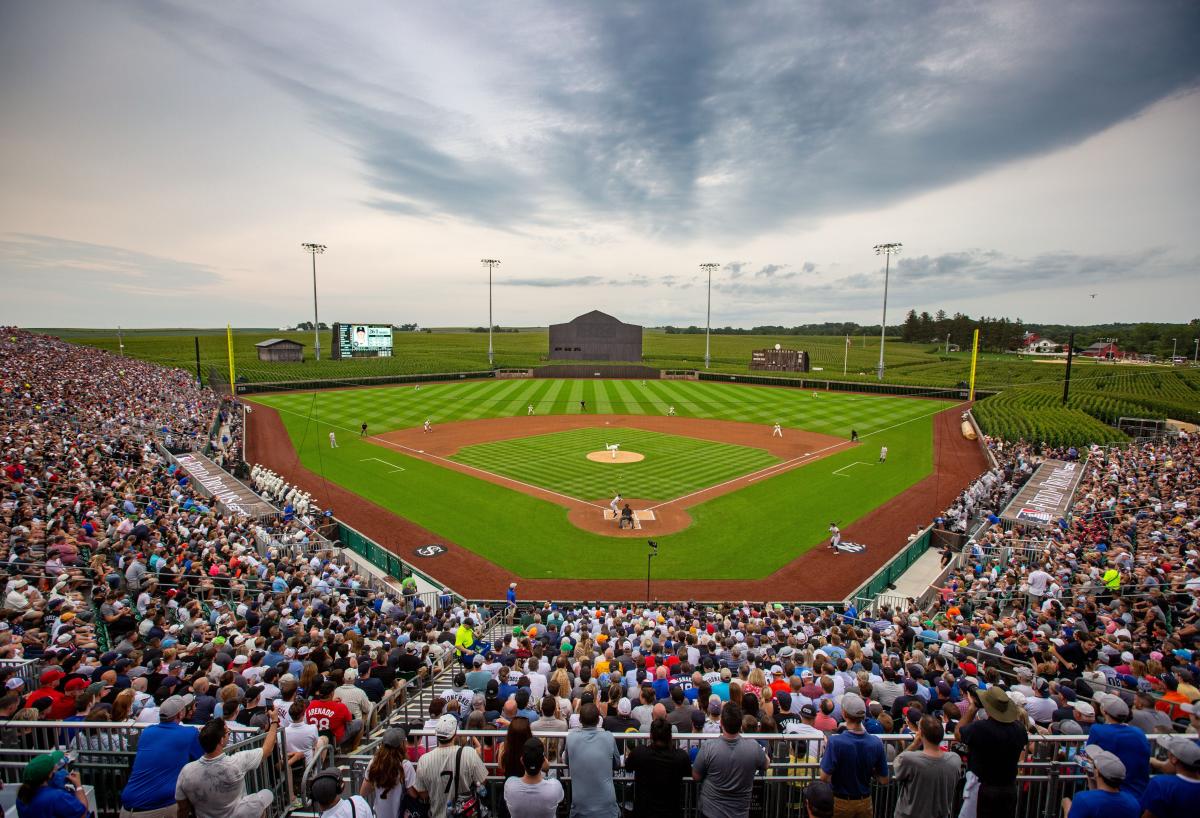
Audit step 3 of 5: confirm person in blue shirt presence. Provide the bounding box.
[819,693,888,812]
[119,694,203,815]
[1061,747,1139,818]
[1141,735,1200,818]
[1085,695,1151,798]
[15,752,89,818]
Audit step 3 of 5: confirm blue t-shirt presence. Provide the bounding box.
[1141,774,1200,818]
[17,786,88,818]
[120,722,204,810]
[820,730,887,799]
[1068,788,1139,818]
[1086,724,1151,797]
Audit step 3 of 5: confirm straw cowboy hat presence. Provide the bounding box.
[980,686,1020,723]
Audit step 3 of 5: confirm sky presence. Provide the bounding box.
[1,0,1198,329]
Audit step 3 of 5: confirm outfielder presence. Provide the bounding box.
[423,418,432,433]
[879,445,888,462]
[772,422,783,438]
[667,406,676,416]
[328,431,338,448]
[527,404,535,415]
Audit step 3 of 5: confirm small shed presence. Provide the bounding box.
[255,338,305,363]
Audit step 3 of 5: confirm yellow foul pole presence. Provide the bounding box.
[968,328,980,401]
[226,324,237,394]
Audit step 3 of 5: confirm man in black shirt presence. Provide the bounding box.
[1052,632,1098,681]
[624,716,693,817]
[956,686,1028,818]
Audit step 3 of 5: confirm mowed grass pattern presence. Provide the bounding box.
[255,378,935,437]
[252,380,949,579]
[451,427,780,501]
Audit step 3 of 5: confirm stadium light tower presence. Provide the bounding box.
[301,243,327,360]
[873,242,902,381]
[1171,338,1177,360]
[700,263,720,369]
[481,259,501,366]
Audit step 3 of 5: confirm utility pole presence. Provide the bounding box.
[194,336,202,386]
[481,259,501,367]
[1194,337,1199,363]
[700,263,720,369]
[117,325,124,356]
[873,243,902,381]
[1171,338,1177,360]
[301,243,327,360]
[1062,332,1075,405]
[946,334,950,355]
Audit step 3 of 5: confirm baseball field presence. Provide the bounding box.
[247,377,982,595]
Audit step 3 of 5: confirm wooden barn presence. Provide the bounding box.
[255,338,305,363]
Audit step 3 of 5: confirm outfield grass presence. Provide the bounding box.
[451,427,780,501]
[252,379,948,579]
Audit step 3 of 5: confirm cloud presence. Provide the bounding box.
[499,276,605,288]
[754,263,791,278]
[802,262,818,274]
[133,1,1200,239]
[724,261,748,279]
[0,233,222,296]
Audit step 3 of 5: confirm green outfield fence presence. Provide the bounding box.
[235,369,494,394]
[699,370,997,400]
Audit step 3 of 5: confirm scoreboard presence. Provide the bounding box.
[332,323,393,359]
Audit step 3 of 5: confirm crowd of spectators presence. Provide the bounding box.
[3,329,1198,818]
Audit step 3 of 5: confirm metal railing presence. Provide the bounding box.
[336,729,1194,818]
[0,720,292,818]
[0,658,45,688]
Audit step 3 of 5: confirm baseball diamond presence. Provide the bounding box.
[246,377,985,596]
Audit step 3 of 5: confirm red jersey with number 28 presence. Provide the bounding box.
[305,699,352,741]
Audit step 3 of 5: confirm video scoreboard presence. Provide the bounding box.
[331,323,393,358]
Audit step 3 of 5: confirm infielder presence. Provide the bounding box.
[360,423,368,437]
[423,418,432,433]
[879,445,888,462]
[772,422,783,438]
[829,522,841,554]
[328,431,338,448]
[527,404,535,415]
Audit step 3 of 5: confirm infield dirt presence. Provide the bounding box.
[246,402,985,601]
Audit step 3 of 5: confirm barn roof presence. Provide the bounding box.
[254,338,305,348]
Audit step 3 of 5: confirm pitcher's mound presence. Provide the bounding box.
[586,450,645,464]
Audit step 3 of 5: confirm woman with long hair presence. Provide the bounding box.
[359,727,419,818]
[298,661,320,697]
[110,688,135,723]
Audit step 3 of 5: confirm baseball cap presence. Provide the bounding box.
[775,691,792,710]
[22,752,64,784]
[435,713,458,740]
[799,703,818,718]
[841,693,866,719]
[381,728,408,748]
[159,694,196,719]
[1086,747,1126,781]
[770,665,784,675]
[1072,702,1095,717]
[39,669,65,685]
[1098,694,1129,718]
[6,678,25,690]
[1162,735,1200,765]
[617,698,632,715]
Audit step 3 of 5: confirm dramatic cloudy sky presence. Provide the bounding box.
[2,0,1198,328]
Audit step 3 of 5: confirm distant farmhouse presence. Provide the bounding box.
[1019,332,1060,354]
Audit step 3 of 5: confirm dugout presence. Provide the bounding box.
[254,338,305,363]
[548,310,642,361]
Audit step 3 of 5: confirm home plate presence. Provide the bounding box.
[603,508,656,529]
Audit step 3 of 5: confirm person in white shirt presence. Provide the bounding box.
[284,701,321,766]
[335,669,373,724]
